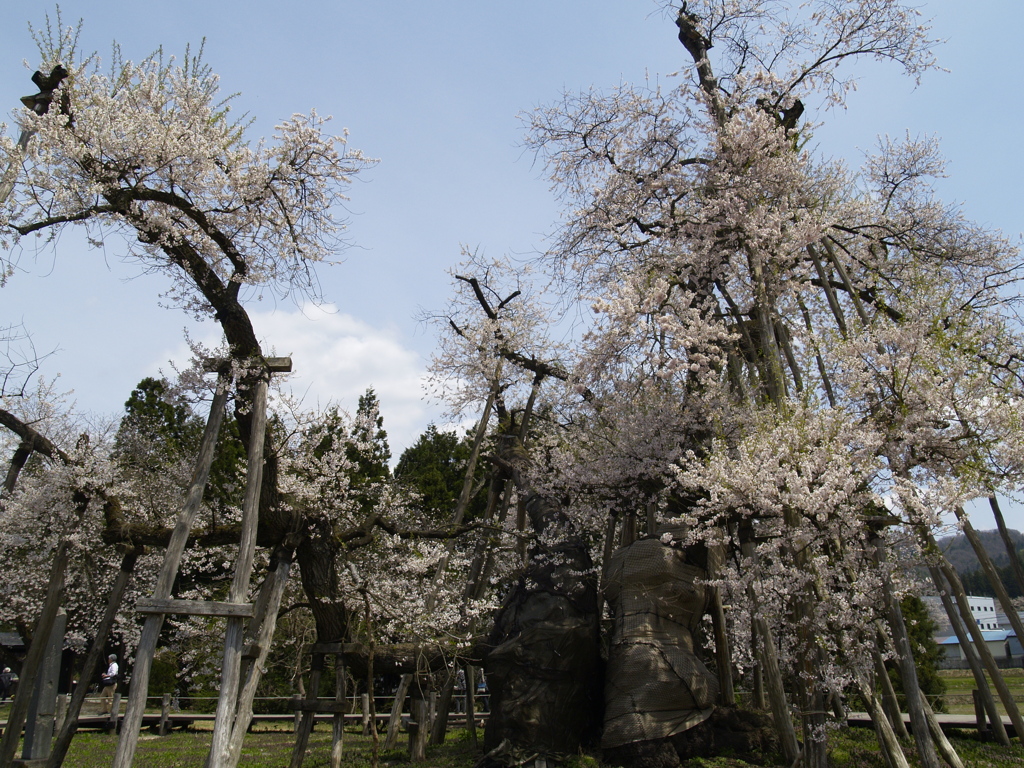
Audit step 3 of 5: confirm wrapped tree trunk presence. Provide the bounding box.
[601,529,719,767]
[480,494,601,767]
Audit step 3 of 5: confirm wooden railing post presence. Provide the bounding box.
[973,690,988,736]
[107,693,122,731]
[409,699,428,761]
[159,693,171,736]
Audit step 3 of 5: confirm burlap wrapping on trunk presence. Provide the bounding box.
[482,496,602,763]
[602,537,718,749]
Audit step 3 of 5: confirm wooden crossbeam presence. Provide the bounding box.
[136,598,254,619]
[311,641,365,656]
[289,700,350,714]
[202,356,293,373]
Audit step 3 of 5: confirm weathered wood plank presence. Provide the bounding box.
[202,356,293,373]
[289,700,350,714]
[209,374,271,768]
[112,379,231,768]
[136,598,254,618]
[312,642,365,656]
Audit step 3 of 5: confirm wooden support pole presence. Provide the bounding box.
[225,547,294,767]
[429,671,456,745]
[159,694,171,737]
[330,659,346,768]
[873,532,941,768]
[408,698,428,762]
[465,666,478,748]
[973,690,988,736]
[208,374,270,768]
[54,695,68,736]
[873,643,910,741]
[739,532,799,765]
[383,674,412,751]
[753,616,800,765]
[22,611,65,761]
[708,543,735,707]
[289,653,325,768]
[921,695,964,768]
[0,541,72,767]
[856,673,910,768]
[937,555,1024,741]
[428,691,438,736]
[112,379,230,768]
[361,694,371,736]
[47,546,142,768]
[955,509,1024,675]
[989,496,1024,599]
[928,566,1007,745]
[107,694,122,731]
[135,599,254,618]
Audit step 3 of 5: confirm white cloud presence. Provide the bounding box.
[156,303,444,459]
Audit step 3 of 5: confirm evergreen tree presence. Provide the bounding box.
[395,423,486,524]
[348,388,391,486]
[890,594,947,712]
[114,377,202,471]
[113,376,246,525]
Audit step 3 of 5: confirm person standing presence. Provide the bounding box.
[0,667,14,702]
[100,654,119,714]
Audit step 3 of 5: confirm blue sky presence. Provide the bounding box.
[2,1,1023,528]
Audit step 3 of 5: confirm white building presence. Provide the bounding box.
[965,595,1000,630]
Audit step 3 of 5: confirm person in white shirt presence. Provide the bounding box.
[100,654,118,714]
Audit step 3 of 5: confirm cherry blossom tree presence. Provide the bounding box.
[0,17,463,767]
[427,3,1024,767]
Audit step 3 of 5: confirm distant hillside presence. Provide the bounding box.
[936,528,1024,576]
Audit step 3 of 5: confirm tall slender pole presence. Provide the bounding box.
[871,531,940,768]
[47,547,142,768]
[208,374,270,768]
[112,376,231,768]
[0,534,75,766]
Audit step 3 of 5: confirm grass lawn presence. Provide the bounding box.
[39,726,482,768]
[4,692,1024,767]
[938,668,1024,716]
[9,722,1020,768]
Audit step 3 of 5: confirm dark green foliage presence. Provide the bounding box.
[305,389,392,518]
[147,650,179,697]
[114,377,200,470]
[113,376,246,518]
[394,423,487,524]
[348,388,391,488]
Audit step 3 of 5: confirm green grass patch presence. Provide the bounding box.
[47,724,1024,768]
[57,726,481,768]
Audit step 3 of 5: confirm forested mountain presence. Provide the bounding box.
[936,529,1024,599]
[937,529,1024,574]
